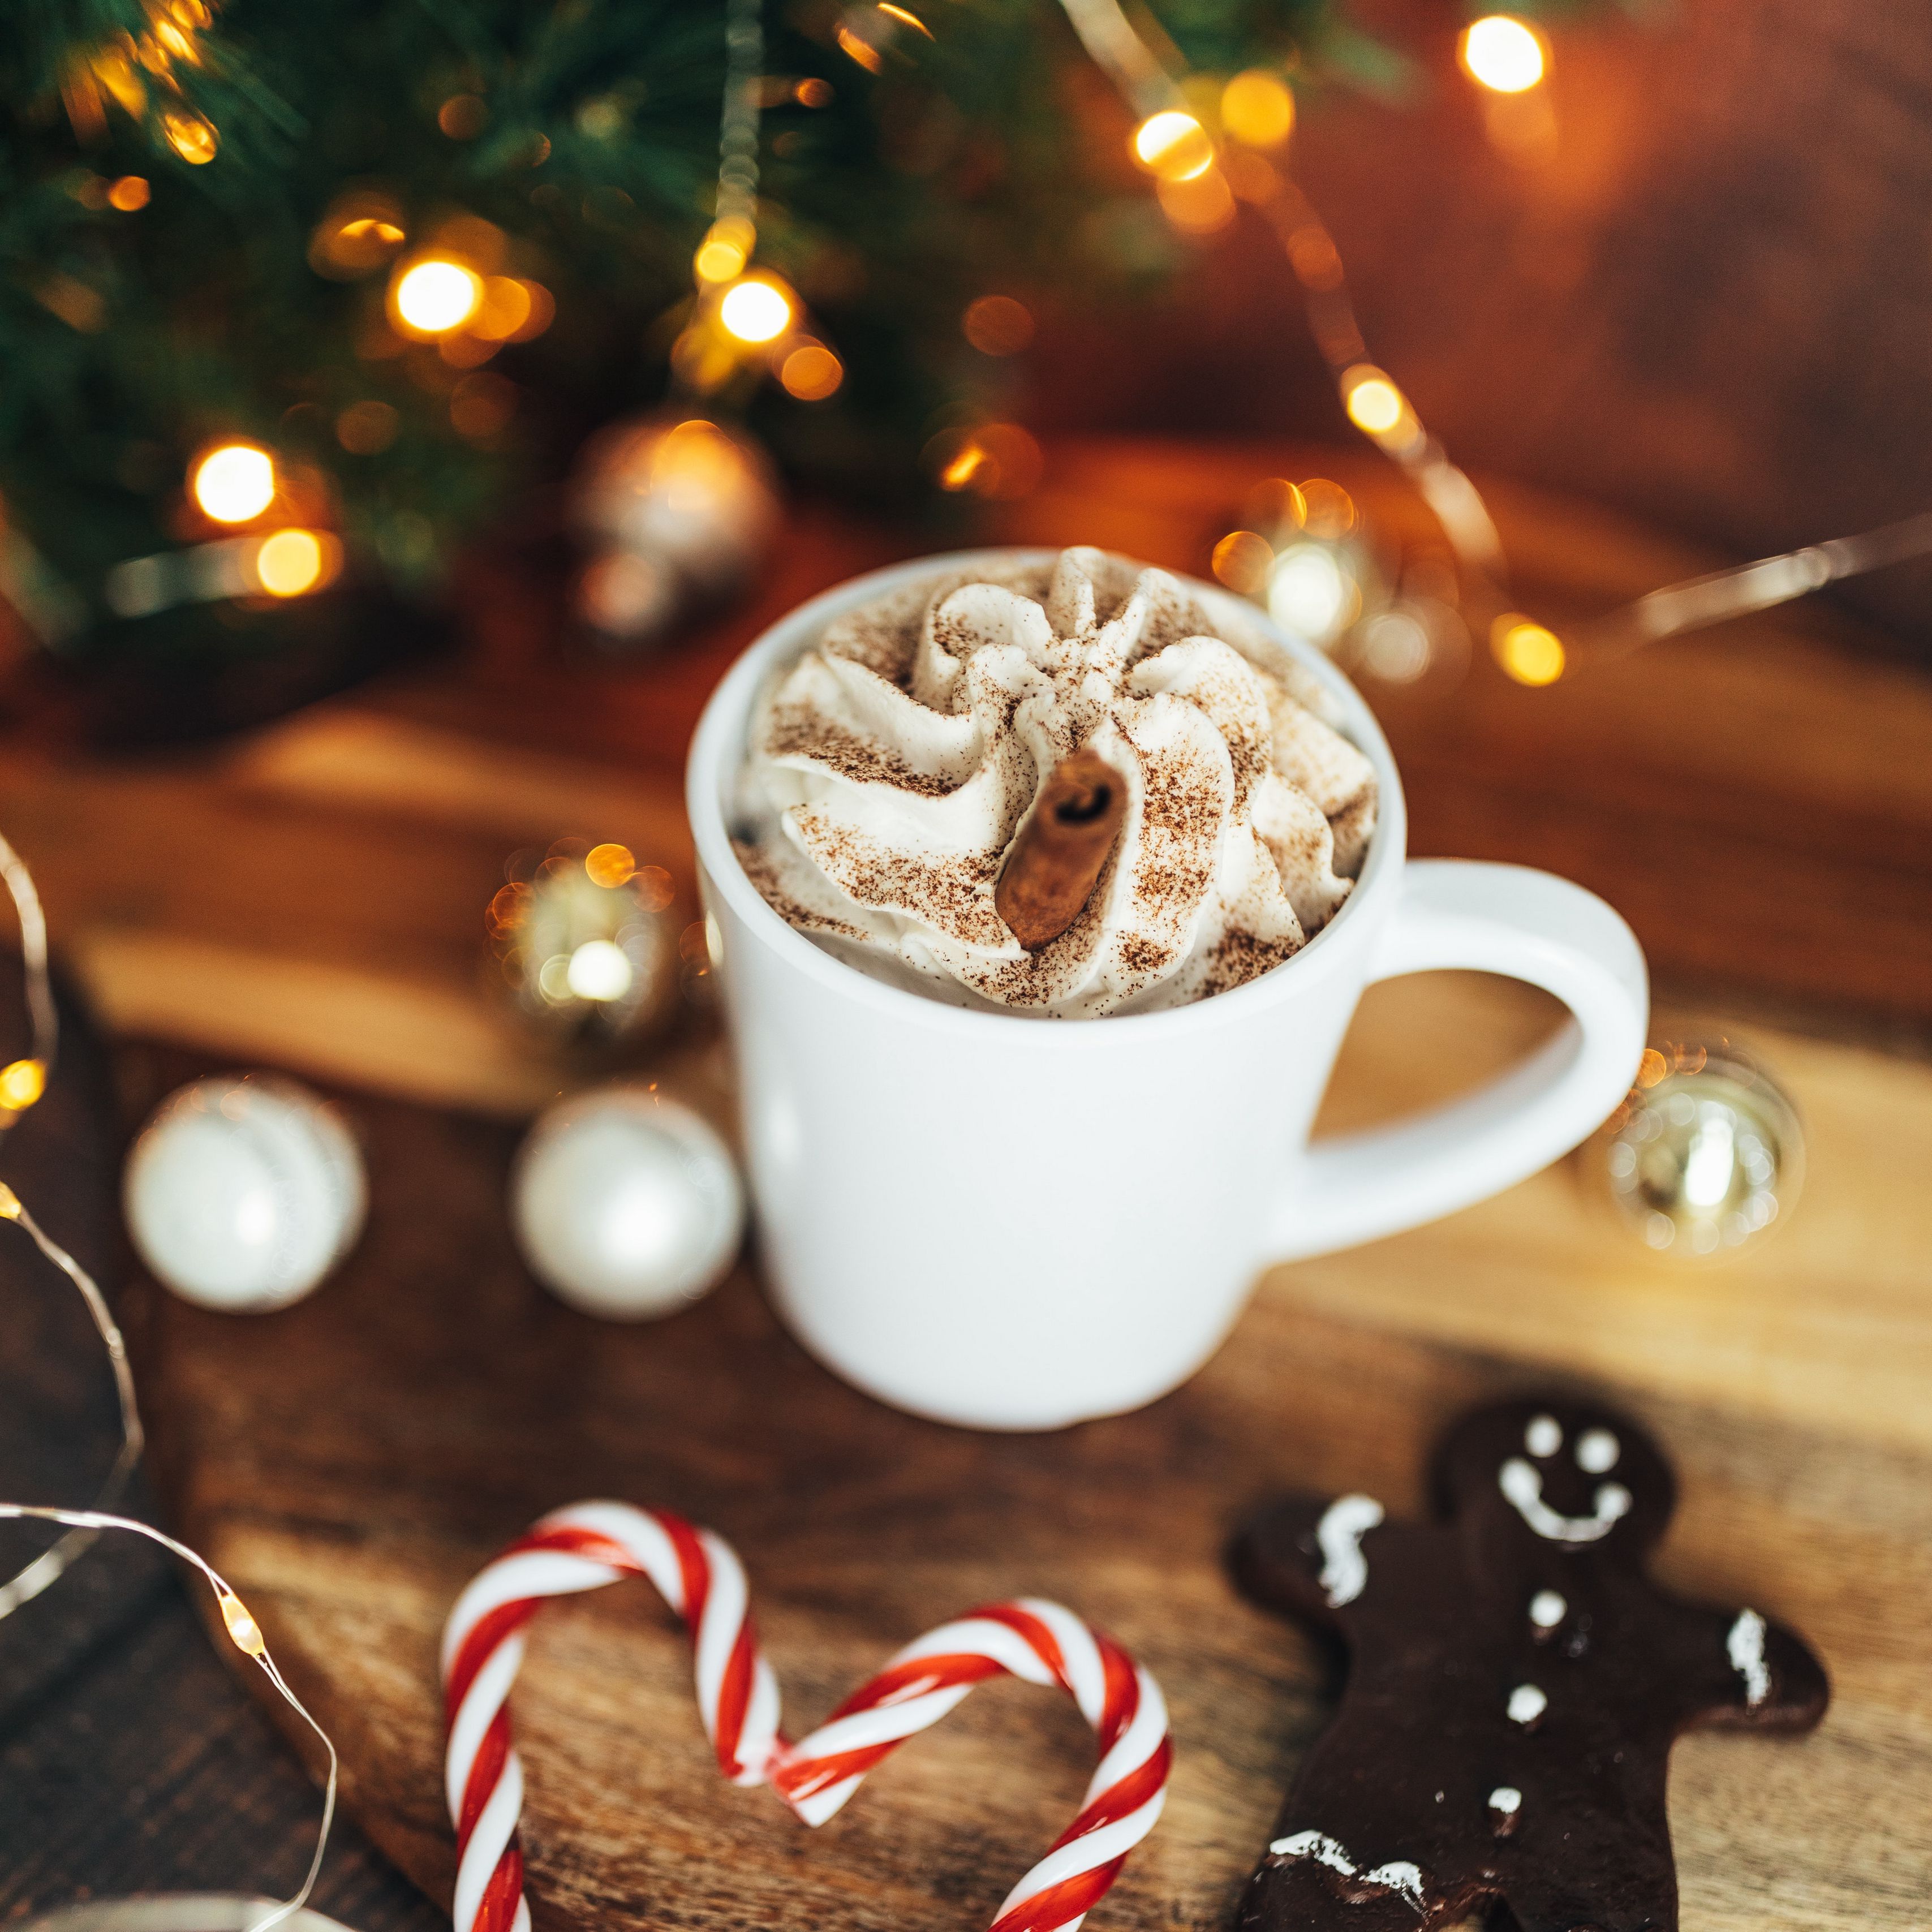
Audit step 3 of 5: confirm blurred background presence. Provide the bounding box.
[5,0,1930,740]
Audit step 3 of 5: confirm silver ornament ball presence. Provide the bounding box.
[510,1086,745,1319]
[123,1074,366,1311]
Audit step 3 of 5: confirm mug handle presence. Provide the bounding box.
[1266,859,1649,1263]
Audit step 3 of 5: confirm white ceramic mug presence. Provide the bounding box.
[687,552,1647,1430]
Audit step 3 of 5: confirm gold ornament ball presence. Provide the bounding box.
[1606,1044,1803,1259]
[488,841,680,1055]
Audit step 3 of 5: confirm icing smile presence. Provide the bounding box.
[1498,1457,1633,1543]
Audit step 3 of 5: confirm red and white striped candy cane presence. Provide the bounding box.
[771,1598,1171,1932]
[441,1503,781,1932]
[440,1501,1171,1932]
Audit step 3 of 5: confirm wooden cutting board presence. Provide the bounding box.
[127,969,1932,1932]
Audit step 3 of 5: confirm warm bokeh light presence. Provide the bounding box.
[471,276,533,340]
[780,342,844,399]
[565,939,634,1002]
[694,216,754,285]
[310,194,408,279]
[107,174,150,211]
[1268,541,1357,643]
[962,294,1035,356]
[1158,166,1236,235]
[0,1058,46,1112]
[1342,367,1407,436]
[1131,110,1214,182]
[1462,16,1546,93]
[393,259,483,334]
[1298,478,1357,539]
[1211,530,1274,597]
[1221,70,1295,148]
[795,77,834,107]
[336,399,399,454]
[450,371,518,438]
[1636,1047,1670,1088]
[584,842,636,888]
[253,527,328,597]
[161,108,218,163]
[192,443,276,524]
[437,93,488,139]
[930,423,1043,500]
[719,277,793,343]
[1492,613,1566,685]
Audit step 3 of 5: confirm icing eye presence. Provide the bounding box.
[1524,1414,1563,1458]
[1576,1428,1620,1473]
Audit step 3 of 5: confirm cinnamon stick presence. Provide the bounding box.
[995,747,1128,949]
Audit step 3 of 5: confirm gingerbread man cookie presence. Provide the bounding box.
[1233,1396,1827,1932]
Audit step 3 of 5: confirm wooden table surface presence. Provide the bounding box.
[0,438,1927,1931]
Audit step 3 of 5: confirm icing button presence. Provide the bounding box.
[1488,1786,1523,1838]
[1529,1589,1567,1632]
[1507,1683,1548,1727]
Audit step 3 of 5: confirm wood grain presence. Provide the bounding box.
[128,966,1932,1932]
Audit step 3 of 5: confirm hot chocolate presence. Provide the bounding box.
[732,547,1377,1017]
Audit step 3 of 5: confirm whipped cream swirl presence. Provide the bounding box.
[733,547,1377,1017]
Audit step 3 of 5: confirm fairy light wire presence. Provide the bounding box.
[0,1505,337,1932]
[0,822,144,1620]
[1057,0,1932,660]
[0,1182,145,1619]
[0,824,58,1126]
[717,0,764,239]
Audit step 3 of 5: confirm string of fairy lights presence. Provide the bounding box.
[0,827,337,1921]
[37,0,1932,679]
[1056,0,1932,686]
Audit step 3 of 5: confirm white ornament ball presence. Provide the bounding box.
[124,1075,367,1312]
[510,1087,744,1320]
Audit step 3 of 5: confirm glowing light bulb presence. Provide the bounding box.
[719,277,793,343]
[218,1586,266,1658]
[394,259,483,335]
[1344,369,1407,436]
[1492,614,1566,685]
[192,444,275,524]
[161,107,218,163]
[1131,110,1214,182]
[0,1058,45,1111]
[1462,16,1546,93]
[254,527,326,597]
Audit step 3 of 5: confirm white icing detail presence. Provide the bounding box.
[1525,1414,1563,1458]
[1507,1683,1548,1726]
[1499,1459,1633,1542]
[1267,1832,1427,1914]
[1529,1589,1567,1629]
[1315,1494,1384,1607]
[1728,1608,1771,1707]
[1576,1428,1620,1474]
[1487,1786,1522,1814]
